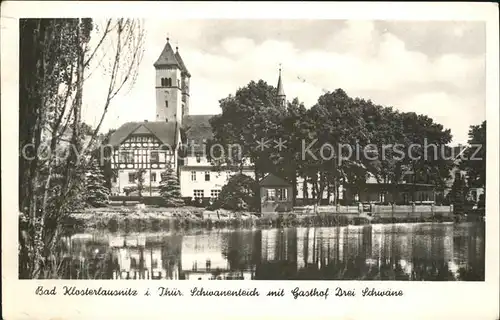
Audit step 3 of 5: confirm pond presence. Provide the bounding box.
[56,222,485,281]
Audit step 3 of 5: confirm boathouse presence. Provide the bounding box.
[259,173,293,216]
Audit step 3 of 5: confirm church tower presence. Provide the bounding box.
[175,46,191,118]
[154,37,189,123]
[276,66,286,108]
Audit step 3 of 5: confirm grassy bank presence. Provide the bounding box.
[64,206,465,233]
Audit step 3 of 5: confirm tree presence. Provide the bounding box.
[401,112,453,186]
[207,82,456,207]
[271,97,309,204]
[214,174,259,212]
[91,127,117,190]
[461,121,486,189]
[449,172,468,214]
[159,167,184,207]
[207,80,286,180]
[134,168,146,199]
[18,18,145,279]
[85,160,110,207]
[302,89,369,205]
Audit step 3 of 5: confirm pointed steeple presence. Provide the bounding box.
[154,37,181,69]
[174,45,191,77]
[276,65,286,107]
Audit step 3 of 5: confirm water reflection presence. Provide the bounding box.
[57,222,485,281]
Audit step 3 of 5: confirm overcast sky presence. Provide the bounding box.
[82,20,486,145]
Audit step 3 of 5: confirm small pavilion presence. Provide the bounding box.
[259,173,293,216]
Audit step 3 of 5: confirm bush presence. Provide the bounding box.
[212,174,259,211]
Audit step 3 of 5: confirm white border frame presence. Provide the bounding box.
[1,2,499,319]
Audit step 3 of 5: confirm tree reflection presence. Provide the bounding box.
[53,222,484,281]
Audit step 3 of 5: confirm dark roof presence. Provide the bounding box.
[259,173,291,187]
[108,121,178,147]
[182,115,215,153]
[154,40,181,69]
[175,50,190,77]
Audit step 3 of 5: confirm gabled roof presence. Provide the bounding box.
[259,173,291,187]
[133,124,154,135]
[108,121,178,147]
[182,115,215,153]
[154,40,181,69]
[175,49,190,77]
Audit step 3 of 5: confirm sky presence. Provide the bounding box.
[82,19,486,145]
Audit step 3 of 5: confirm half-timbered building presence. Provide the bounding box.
[108,121,180,196]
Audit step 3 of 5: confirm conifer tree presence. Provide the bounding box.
[159,167,184,207]
[85,160,110,207]
[449,171,468,214]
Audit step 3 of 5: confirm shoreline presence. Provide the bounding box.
[64,207,479,234]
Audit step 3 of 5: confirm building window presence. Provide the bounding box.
[194,189,204,199]
[150,151,159,163]
[379,192,386,203]
[277,188,288,201]
[128,173,135,183]
[120,151,134,163]
[161,78,173,87]
[205,171,210,181]
[211,189,221,199]
[191,171,196,181]
[151,172,156,182]
[127,151,134,163]
[165,101,168,108]
[267,189,276,201]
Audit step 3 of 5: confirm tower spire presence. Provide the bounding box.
[276,64,286,107]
